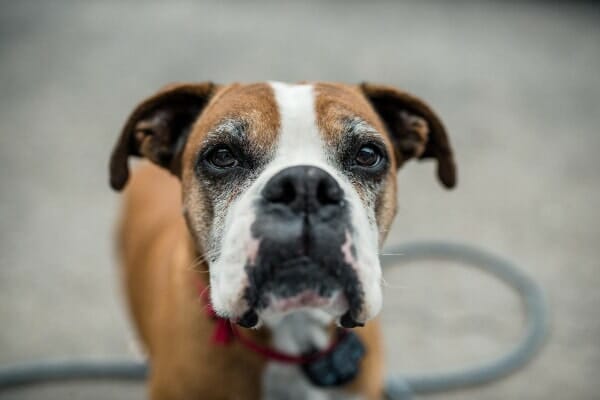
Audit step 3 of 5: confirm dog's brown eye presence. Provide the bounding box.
[209,147,238,169]
[355,145,381,167]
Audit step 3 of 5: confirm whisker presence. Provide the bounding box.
[197,284,211,301]
[187,250,221,272]
[187,258,209,272]
[380,275,407,289]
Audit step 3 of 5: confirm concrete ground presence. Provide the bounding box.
[1,1,599,399]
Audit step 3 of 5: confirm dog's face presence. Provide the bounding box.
[110,82,455,328]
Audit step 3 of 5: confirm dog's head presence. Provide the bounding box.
[110,82,456,328]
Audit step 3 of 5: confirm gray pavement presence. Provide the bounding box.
[1,1,599,399]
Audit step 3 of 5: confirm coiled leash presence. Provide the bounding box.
[0,241,548,399]
[381,241,548,399]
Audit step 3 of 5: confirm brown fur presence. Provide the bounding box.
[111,81,455,400]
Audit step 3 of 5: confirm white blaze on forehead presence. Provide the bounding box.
[268,82,325,165]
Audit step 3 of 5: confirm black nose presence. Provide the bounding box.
[262,165,343,212]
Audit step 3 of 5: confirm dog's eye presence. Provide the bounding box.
[208,147,238,169]
[354,145,382,168]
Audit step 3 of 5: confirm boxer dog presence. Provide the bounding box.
[109,81,456,400]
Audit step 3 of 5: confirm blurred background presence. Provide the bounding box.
[1,1,599,399]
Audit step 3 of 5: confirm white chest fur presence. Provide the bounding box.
[261,311,362,400]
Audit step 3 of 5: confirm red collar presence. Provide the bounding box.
[196,278,347,364]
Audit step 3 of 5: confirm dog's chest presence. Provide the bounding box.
[260,312,363,400]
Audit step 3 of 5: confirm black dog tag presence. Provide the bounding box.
[301,330,366,387]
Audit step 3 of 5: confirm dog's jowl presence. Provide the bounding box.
[110,81,456,400]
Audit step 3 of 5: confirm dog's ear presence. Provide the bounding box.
[109,82,217,191]
[360,83,456,189]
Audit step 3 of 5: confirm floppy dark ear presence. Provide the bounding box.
[360,82,457,189]
[109,82,217,191]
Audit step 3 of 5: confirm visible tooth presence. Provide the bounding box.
[340,310,364,328]
[237,310,259,328]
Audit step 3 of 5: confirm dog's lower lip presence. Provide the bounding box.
[269,290,330,313]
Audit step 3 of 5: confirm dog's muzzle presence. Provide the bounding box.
[240,165,364,328]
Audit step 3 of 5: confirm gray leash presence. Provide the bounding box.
[0,359,147,388]
[0,241,548,398]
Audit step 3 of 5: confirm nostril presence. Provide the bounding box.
[279,180,296,204]
[316,178,343,205]
[265,177,296,204]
